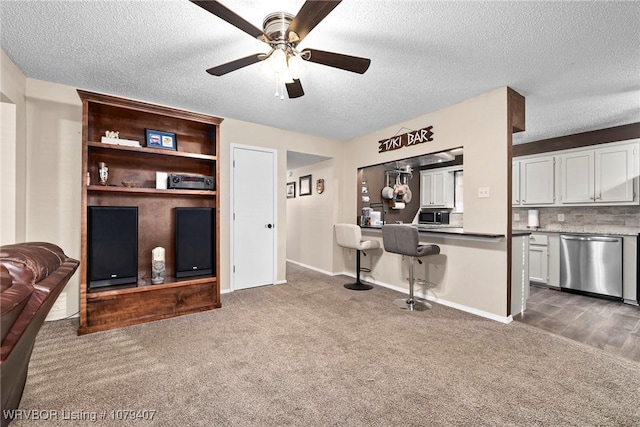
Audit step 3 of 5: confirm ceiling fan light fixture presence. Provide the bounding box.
[287,52,306,79]
[192,1,370,99]
[263,12,295,41]
[269,48,288,73]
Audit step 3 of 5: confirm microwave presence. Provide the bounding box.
[419,210,450,224]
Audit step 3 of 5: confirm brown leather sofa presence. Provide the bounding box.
[1,242,79,427]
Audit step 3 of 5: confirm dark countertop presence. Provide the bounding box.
[362,225,531,240]
[513,227,640,237]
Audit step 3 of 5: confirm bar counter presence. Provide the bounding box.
[362,224,531,241]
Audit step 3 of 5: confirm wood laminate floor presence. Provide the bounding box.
[514,285,640,363]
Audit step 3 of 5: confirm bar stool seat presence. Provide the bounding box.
[382,224,440,311]
[334,224,380,290]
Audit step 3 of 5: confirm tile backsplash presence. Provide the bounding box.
[513,206,640,234]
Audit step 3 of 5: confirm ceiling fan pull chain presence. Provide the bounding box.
[275,73,285,100]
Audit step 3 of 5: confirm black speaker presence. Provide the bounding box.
[175,207,214,278]
[88,206,138,288]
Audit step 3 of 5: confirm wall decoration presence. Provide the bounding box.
[299,174,312,196]
[316,178,325,194]
[286,181,296,198]
[378,126,434,153]
[145,129,177,150]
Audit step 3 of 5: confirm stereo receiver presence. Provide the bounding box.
[168,173,215,190]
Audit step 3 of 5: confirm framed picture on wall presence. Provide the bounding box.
[286,182,296,198]
[145,129,177,150]
[299,174,312,196]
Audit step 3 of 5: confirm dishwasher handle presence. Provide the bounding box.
[561,235,620,243]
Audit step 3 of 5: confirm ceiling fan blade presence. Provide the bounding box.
[286,79,304,99]
[303,49,371,74]
[287,1,341,44]
[206,54,263,76]
[190,0,267,40]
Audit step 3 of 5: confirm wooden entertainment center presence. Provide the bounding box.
[77,90,222,334]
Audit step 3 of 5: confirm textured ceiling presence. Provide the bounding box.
[1,1,638,143]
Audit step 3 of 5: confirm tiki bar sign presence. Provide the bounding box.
[378,126,434,153]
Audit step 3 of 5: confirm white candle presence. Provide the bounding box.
[151,247,165,285]
[152,247,165,262]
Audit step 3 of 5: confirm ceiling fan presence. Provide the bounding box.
[190,0,371,99]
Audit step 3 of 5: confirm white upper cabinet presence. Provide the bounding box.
[520,156,555,205]
[559,142,637,205]
[559,150,594,203]
[596,144,636,203]
[420,169,454,208]
[512,161,521,205]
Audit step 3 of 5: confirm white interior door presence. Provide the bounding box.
[232,145,276,290]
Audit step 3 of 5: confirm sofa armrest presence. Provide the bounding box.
[0,259,79,361]
[0,265,33,342]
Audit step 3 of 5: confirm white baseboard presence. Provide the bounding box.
[335,271,512,324]
[221,280,287,294]
[286,259,335,277]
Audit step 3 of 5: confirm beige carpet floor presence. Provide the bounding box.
[12,263,640,426]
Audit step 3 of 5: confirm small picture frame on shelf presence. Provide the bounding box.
[145,129,177,151]
[286,182,296,199]
[299,174,312,196]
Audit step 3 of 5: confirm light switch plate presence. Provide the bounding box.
[478,187,490,198]
[514,213,520,221]
[558,213,565,222]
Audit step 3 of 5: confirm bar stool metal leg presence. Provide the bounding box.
[394,256,431,311]
[344,249,374,291]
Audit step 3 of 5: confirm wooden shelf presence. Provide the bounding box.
[78,89,222,335]
[87,141,216,161]
[87,185,216,196]
[86,276,217,299]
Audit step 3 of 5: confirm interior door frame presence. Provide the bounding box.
[229,143,278,292]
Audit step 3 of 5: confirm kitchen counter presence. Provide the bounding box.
[362,224,531,241]
[513,226,640,236]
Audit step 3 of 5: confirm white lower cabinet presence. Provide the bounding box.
[528,233,560,286]
[529,234,549,284]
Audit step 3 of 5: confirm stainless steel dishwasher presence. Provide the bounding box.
[559,234,623,298]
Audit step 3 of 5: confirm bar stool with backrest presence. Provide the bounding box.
[334,224,380,290]
[381,224,440,311]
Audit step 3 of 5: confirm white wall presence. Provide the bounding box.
[1,102,17,244]
[286,158,336,274]
[341,88,514,318]
[0,68,344,317]
[220,119,343,290]
[1,50,27,243]
[24,79,82,318]
[3,48,516,319]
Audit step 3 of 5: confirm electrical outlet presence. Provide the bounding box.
[558,213,565,222]
[514,213,520,221]
[478,187,490,198]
